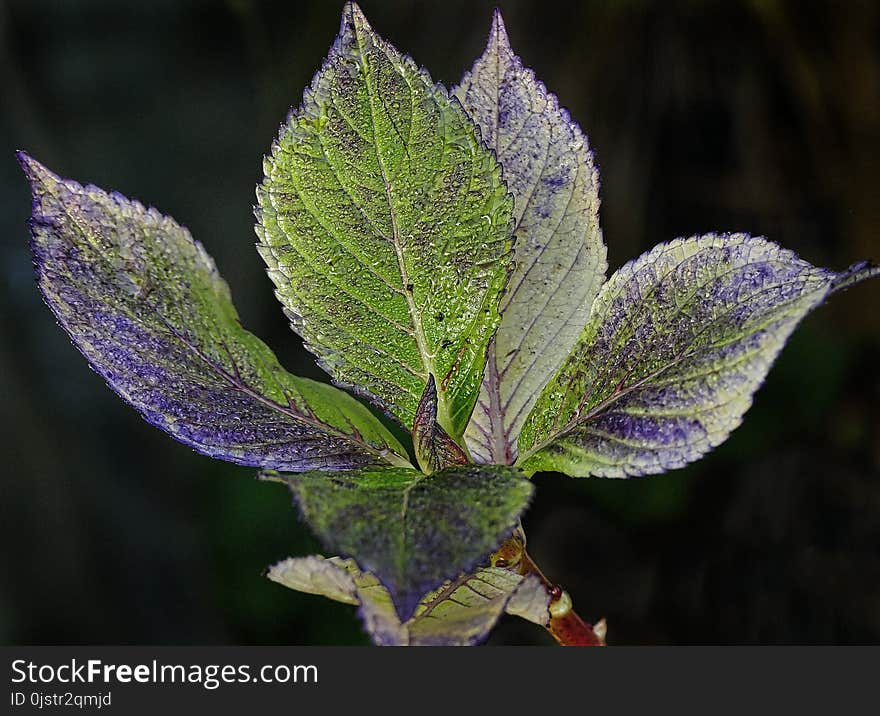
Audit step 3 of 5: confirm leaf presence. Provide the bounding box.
[505,574,552,626]
[256,3,514,438]
[830,260,880,293]
[455,11,607,464]
[266,555,407,644]
[265,555,359,605]
[267,555,547,645]
[20,153,410,472]
[407,569,543,645]
[412,374,469,474]
[518,233,878,477]
[283,465,533,621]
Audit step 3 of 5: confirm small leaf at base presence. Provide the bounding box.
[283,464,533,621]
[267,555,548,645]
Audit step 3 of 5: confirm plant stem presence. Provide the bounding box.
[519,550,606,646]
[492,530,606,646]
[549,607,607,646]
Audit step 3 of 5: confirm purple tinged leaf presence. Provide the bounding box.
[20,152,410,472]
[830,260,880,294]
[412,374,470,474]
[519,233,878,477]
[456,11,607,465]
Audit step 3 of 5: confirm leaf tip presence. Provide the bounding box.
[14,148,32,170]
[830,260,880,294]
[256,468,285,484]
[489,8,512,51]
[15,151,55,190]
[341,1,373,37]
[264,558,290,584]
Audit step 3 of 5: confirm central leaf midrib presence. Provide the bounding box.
[472,46,511,461]
[397,473,426,586]
[483,344,512,463]
[352,21,448,434]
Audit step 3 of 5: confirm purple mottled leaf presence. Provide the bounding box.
[519,233,878,477]
[283,465,533,622]
[456,11,607,465]
[20,153,410,472]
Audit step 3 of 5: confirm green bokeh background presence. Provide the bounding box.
[1,0,878,645]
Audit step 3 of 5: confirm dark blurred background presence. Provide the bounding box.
[1,0,878,645]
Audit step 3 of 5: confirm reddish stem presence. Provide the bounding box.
[492,532,606,646]
[549,609,606,646]
[519,550,606,647]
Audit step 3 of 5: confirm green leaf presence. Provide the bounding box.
[518,234,878,477]
[20,153,410,472]
[409,571,547,645]
[283,465,533,620]
[267,555,549,645]
[455,11,607,464]
[256,3,514,438]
